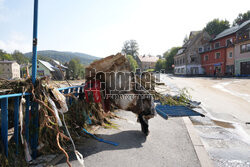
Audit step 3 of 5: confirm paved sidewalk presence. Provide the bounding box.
[56,110,202,167]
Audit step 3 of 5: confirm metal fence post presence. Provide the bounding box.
[31,0,39,84]
[1,98,8,157]
[31,102,39,159]
[14,97,20,154]
[69,88,74,105]
[31,0,39,159]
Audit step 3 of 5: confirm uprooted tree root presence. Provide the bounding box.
[0,77,116,167]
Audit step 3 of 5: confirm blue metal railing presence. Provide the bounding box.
[0,85,84,158]
[0,0,87,159]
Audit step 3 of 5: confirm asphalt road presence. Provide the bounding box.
[56,110,201,167]
[159,75,250,132]
[159,74,250,167]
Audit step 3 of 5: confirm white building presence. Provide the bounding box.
[0,60,20,79]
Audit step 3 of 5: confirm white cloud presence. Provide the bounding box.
[0,32,31,53]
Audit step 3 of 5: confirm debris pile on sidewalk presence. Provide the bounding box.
[85,53,192,135]
[0,53,192,167]
[0,78,85,166]
[0,77,111,166]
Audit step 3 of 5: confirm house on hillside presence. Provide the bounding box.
[29,60,65,80]
[137,55,159,71]
[200,20,250,76]
[234,20,250,76]
[174,31,211,75]
[0,60,20,79]
[50,59,68,70]
[35,60,55,78]
[50,59,68,78]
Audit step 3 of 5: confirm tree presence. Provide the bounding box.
[122,40,139,58]
[66,58,85,80]
[12,50,30,64]
[204,19,230,36]
[37,55,52,62]
[122,41,130,55]
[126,55,138,72]
[163,47,181,73]
[79,64,85,79]
[0,49,6,57]
[0,49,12,60]
[0,50,30,64]
[155,59,166,72]
[67,58,81,79]
[156,55,162,59]
[233,10,250,26]
[0,53,13,61]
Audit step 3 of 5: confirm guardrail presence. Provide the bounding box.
[0,85,84,158]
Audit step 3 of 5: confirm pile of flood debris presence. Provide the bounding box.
[0,53,191,167]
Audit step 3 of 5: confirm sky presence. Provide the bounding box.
[0,0,249,58]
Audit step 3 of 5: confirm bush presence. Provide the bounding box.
[126,55,138,72]
[147,69,155,72]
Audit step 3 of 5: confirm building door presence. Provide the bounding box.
[194,67,198,74]
[190,68,194,75]
[240,61,250,75]
[190,67,198,75]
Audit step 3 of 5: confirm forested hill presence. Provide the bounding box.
[24,50,99,65]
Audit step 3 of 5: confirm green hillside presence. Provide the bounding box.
[24,50,99,65]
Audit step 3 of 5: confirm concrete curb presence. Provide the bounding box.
[183,117,214,167]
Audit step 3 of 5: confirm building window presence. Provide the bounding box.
[198,47,203,53]
[215,52,220,59]
[241,44,246,53]
[226,38,232,46]
[214,42,220,49]
[204,55,209,61]
[228,52,233,58]
[240,44,250,53]
[207,45,211,51]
